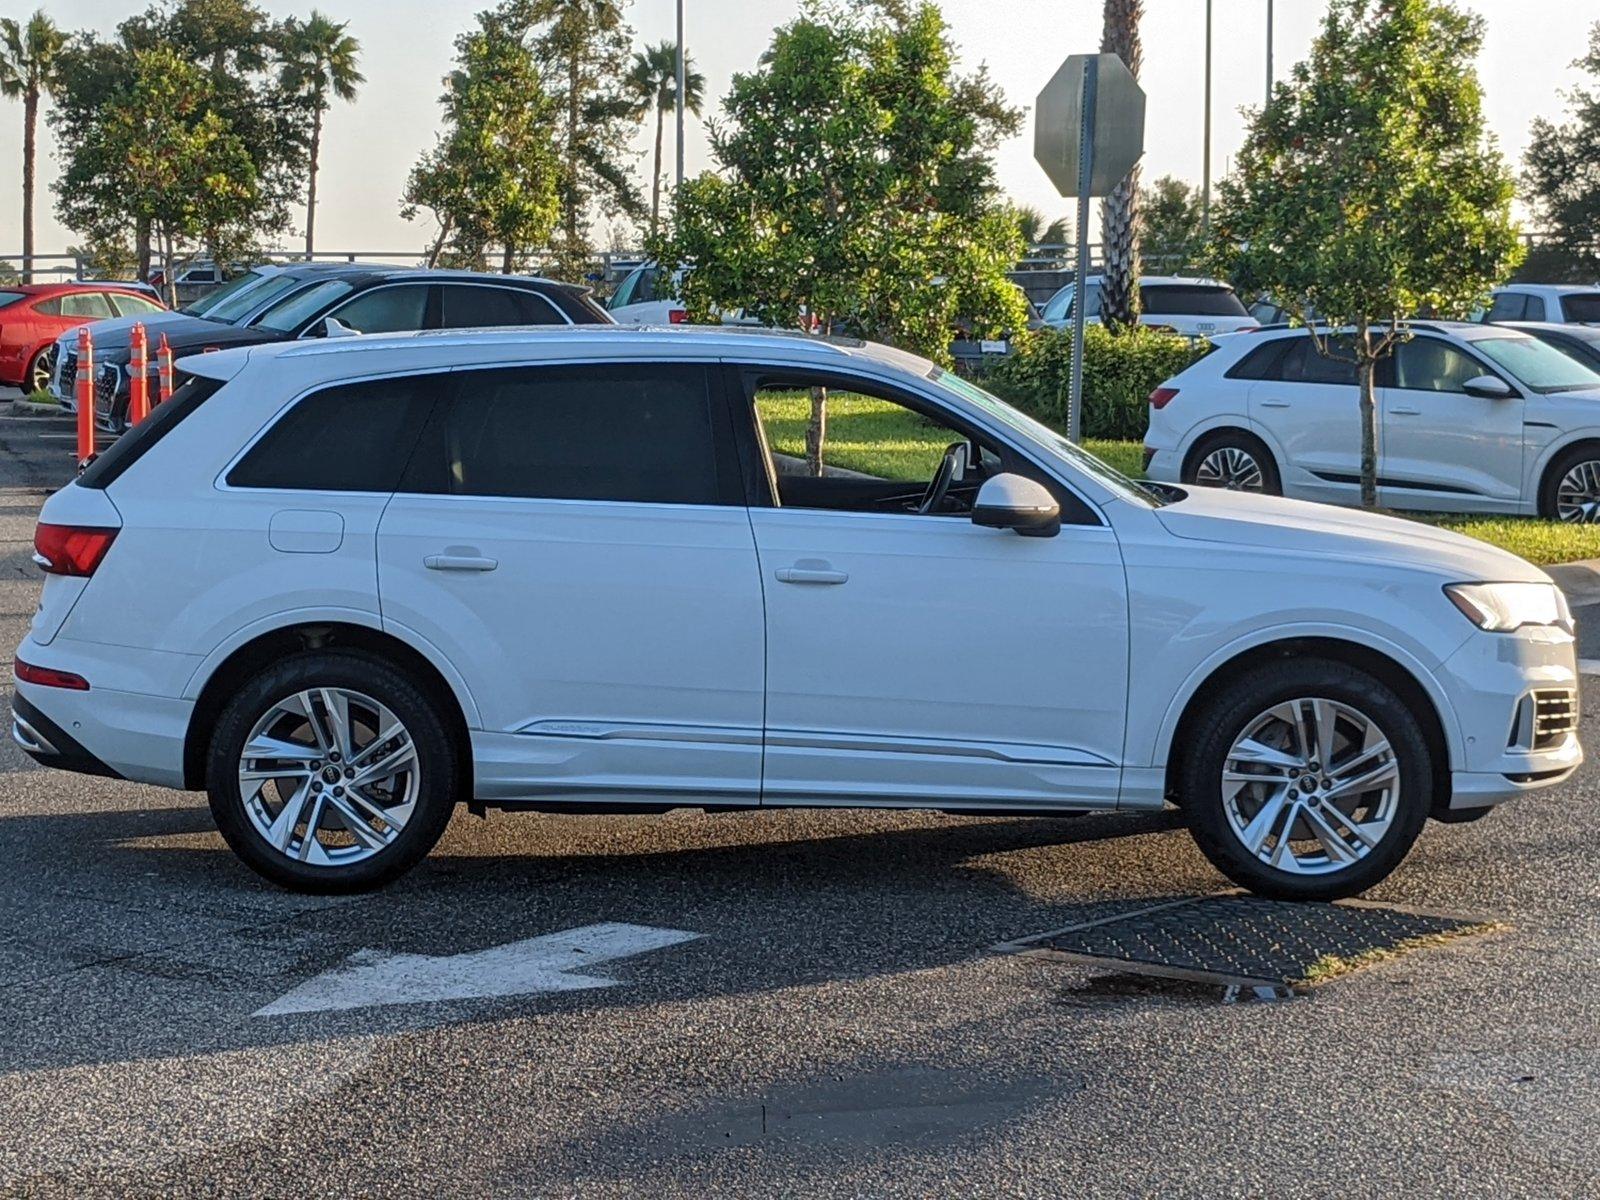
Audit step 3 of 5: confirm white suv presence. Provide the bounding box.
[1039,275,1260,337]
[1144,322,1600,519]
[13,328,1580,898]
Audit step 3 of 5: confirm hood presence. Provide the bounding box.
[58,311,282,358]
[1155,486,1549,584]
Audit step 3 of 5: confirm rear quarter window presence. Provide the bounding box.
[78,376,226,489]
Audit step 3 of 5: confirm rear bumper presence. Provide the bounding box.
[11,692,123,779]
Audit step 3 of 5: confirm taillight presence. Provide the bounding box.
[1149,387,1179,410]
[667,308,688,324]
[14,657,90,690]
[33,523,118,576]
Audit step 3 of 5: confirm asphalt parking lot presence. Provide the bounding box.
[0,404,1598,1198]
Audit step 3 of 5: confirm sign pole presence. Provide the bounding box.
[1067,56,1099,446]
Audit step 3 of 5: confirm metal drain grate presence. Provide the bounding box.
[995,894,1499,989]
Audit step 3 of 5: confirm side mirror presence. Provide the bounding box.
[972,473,1061,538]
[1463,374,1514,400]
[319,316,359,339]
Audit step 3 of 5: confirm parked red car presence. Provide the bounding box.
[0,283,167,393]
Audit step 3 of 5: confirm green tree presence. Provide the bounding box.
[0,11,66,284]
[52,1,309,278]
[401,11,562,273]
[626,41,703,237]
[55,44,257,305]
[1210,0,1521,508]
[1139,174,1203,270]
[1523,22,1600,282]
[657,1,1024,472]
[1098,0,1143,331]
[279,10,363,259]
[1041,215,1072,246]
[509,0,642,278]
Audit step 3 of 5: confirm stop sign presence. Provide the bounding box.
[1034,53,1146,198]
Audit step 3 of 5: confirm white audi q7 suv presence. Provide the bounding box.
[12,328,1582,898]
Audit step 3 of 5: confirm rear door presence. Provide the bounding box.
[376,360,766,805]
[1378,334,1524,512]
[1246,334,1365,505]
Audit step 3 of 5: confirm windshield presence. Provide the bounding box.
[930,369,1166,507]
[249,279,355,334]
[1142,284,1249,317]
[180,268,277,320]
[1471,334,1600,394]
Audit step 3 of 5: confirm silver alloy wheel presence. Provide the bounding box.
[1555,459,1600,523]
[1195,445,1264,491]
[238,687,420,867]
[28,348,54,394]
[1221,697,1400,876]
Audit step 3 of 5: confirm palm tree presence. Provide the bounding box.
[0,11,64,284]
[626,41,704,235]
[1013,204,1045,246]
[279,11,364,259]
[1041,216,1073,246]
[1099,0,1144,332]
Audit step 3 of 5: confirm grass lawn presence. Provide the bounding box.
[755,392,1598,566]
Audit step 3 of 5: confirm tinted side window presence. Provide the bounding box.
[227,375,442,491]
[409,364,729,505]
[1225,338,1293,380]
[441,285,563,328]
[1391,337,1484,393]
[60,292,114,319]
[1279,338,1358,385]
[107,292,163,317]
[1524,295,1548,321]
[1484,292,1527,322]
[326,284,430,334]
[1561,294,1600,323]
[32,297,63,316]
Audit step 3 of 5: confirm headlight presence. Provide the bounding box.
[1445,582,1572,633]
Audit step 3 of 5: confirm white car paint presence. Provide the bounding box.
[1039,275,1260,337]
[11,327,1580,894]
[1144,322,1600,516]
[607,263,759,327]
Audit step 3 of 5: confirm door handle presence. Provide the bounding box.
[775,560,848,585]
[1390,406,1421,416]
[1259,398,1290,408]
[424,554,499,572]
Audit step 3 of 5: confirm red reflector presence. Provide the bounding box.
[33,523,118,577]
[1149,387,1179,410]
[14,657,89,690]
[667,308,688,324]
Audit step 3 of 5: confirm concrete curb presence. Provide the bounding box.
[1546,559,1600,606]
[8,398,65,418]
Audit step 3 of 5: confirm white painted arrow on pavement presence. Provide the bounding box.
[254,922,702,1017]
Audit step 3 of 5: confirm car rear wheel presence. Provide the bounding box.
[26,347,54,394]
[1184,431,1282,495]
[1181,659,1431,901]
[1540,444,1600,522]
[206,651,459,893]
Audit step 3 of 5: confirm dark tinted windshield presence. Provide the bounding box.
[1140,285,1249,317]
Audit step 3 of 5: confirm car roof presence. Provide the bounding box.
[181,324,936,380]
[1497,283,1600,295]
[5,281,160,296]
[263,261,580,290]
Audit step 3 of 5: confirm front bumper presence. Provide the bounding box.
[1437,625,1582,808]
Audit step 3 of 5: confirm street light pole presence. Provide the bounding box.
[1201,0,1213,234]
[675,0,686,192]
[1266,0,1274,107]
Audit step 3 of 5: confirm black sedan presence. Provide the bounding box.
[52,263,613,432]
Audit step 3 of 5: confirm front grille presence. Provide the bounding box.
[94,365,119,419]
[1532,689,1578,749]
[57,350,78,396]
[1509,688,1578,752]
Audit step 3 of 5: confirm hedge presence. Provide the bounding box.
[983,325,1212,441]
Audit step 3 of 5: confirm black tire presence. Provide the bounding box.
[1180,658,1431,901]
[1183,430,1282,495]
[26,346,53,394]
[1538,442,1600,520]
[206,650,459,893]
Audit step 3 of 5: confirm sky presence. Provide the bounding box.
[2,0,1598,262]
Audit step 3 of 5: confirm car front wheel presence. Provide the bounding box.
[1540,444,1600,522]
[206,651,459,893]
[1181,659,1431,901]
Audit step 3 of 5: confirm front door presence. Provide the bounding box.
[1379,334,1525,512]
[738,369,1130,810]
[376,360,766,805]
